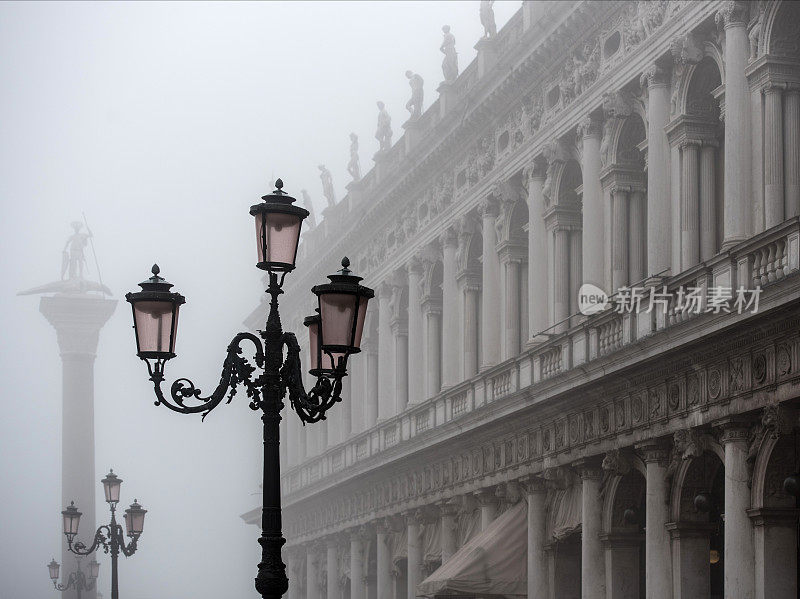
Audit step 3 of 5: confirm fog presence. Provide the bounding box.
[0,2,519,598]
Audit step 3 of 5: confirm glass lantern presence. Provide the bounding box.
[249,179,309,272]
[101,470,122,504]
[124,500,147,537]
[62,502,82,541]
[47,559,60,581]
[125,265,185,360]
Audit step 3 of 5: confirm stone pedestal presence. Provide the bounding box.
[437,82,458,118]
[372,150,392,183]
[402,118,424,154]
[474,37,499,79]
[40,294,116,599]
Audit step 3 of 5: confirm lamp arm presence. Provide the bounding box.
[280,332,343,424]
[114,523,139,557]
[69,525,110,556]
[147,332,265,420]
[54,572,77,591]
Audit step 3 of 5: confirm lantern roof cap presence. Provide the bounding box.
[137,264,174,292]
[260,178,298,205]
[326,257,362,284]
[63,501,81,515]
[102,469,121,482]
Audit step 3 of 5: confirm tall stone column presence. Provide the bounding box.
[441,227,460,388]
[717,1,752,247]
[629,188,647,283]
[578,461,605,599]
[376,520,392,599]
[480,196,501,368]
[569,229,582,317]
[611,187,630,290]
[307,545,321,599]
[681,142,700,269]
[525,161,549,341]
[501,256,522,359]
[764,83,785,228]
[406,512,423,599]
[553,227,570,330]
[38,294,116,599]
[700,144,717,261]
[327,538,339,599]
[439,500,458,563]
[286,548,300,599]
[350,530,365,599]
[521,475,548,599]
[642,64,672,277]
[720,420,756,599]
[377,283,394,421]
[391,316,408,414]
[636,440,672,599]
[474,487,498,531]
[407,258,424,404]
[364,335,379,428]
[461,275,480,378]
[785,89,800,218]
[580,116,605,288]
[422,298,442,398]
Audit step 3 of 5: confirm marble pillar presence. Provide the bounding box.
[364,338,379,428]
[522,476,548,599]
[462,278,480,377]
[286,550,300,599]
[720,420,756,599]
[422,300,442,398]
[718,2,751,247]
[764,84,785,228]
[40,294,116,599]
[751,509,798,599]
[392,317,408,414]
[612,187,630,290]
[569,229,582,317]
[553,227,570,330]
[502,256,522,359]
[785,89,800,218]
[637,441,672,599]
[441,228,459,388]
[581,116,605,289]
[681,142,700,269]
[642,64,672,277]
[579,462,605,599]
[700,144,717,261]
[474,487,498,531]
[307,546,321,599]
[376,521,392,599]
[439,500,458,564]
[629,188,647,283]
[526,163,549,341]
[407,258,424,405]
[407,513,423,599]
[480,196,501,368]
[350,531,365,599]
[377,284,394,421]
[327,539,339,599]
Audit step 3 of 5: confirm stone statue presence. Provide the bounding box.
[347,133,361,181]
[318,164,336,208]
[375,101,392,151]
[440,25,458,82]
[62,221,92,280]
[480,1,497,38]
[300,189,317,228]
[405,71,424,120]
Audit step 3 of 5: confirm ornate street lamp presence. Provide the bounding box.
[47,556,99,599]
[62,470,145,599]
[125,179,373,599]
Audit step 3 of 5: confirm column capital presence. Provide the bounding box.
[573,457,604,480]
[473,486,499,507]
[350,524,371,542]
[715,416,756,444]
[523,157,547,183]
[437,498,460,517]
[518,474,547,494]
[635,438,672,465]
[577,114,603,140]
[639,63,671,89]
[377,281,393,300]
[479,195,500,217]
[375,517,392,535]
[439,225,458,248]
[715,1,749,29]
[407,254,424,276]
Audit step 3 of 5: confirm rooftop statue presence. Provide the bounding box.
[405,71,424,120]
[441,25,458,82]
[480,1,497,38]
[300,189,317,228]
[347,133,362,182]
[318,164,337,208]
[18,221,111,296]
[375,101,392,152]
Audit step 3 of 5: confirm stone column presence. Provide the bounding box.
[502,256,522,359]
[718,1,752,247]
[286,549,300,599]
[765,83,785,228]
[578,461,605,599]
[681,142,700,269]
[611,187,629,290]
[364,337,379,428]
[525,161,549,341]
[377,283,394,421]
[407,258,424,404]
[307,545,321,599]
[636,440,672,599]
[580,116,605,288]
[700,144,717,261]
[376,520,392,599]
[392,317,408,414]
[569,229,582,317]
[750,509,798,599]
[327,538,339,599]
[422,299,442,397]
[480,196,501,368]
[406,513,423,599]
[521,476,548,599]
[720,420,756,599]
[785,89,800,218]
[39,294,116,599]
[441,227,460,387]
[462,277,480,377]
[350,530,365,599]
[642,64,672,277]
[629,188,647,283]
[553,227,571,329]
[438,500,459,564]
[474,487,498,531]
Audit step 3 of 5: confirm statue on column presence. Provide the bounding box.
[405,71,424,120]
[62,221,92,280]
[347,133,362,182]
[440,25,458,82]
[318,164,337,208]
[300,189,317,228]
[375,101,392,151]
[480,1,497,38]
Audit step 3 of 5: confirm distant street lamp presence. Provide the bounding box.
[62,470,146,599]
[48,556,100,598]
[125,179,373,599]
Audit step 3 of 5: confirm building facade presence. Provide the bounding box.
[243,2,800,598]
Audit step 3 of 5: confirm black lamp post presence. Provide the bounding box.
[48,556,100,599]
[62,470,146,599]
[124,179,373,599]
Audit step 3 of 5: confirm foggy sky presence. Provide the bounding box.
[0,2,519,598]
